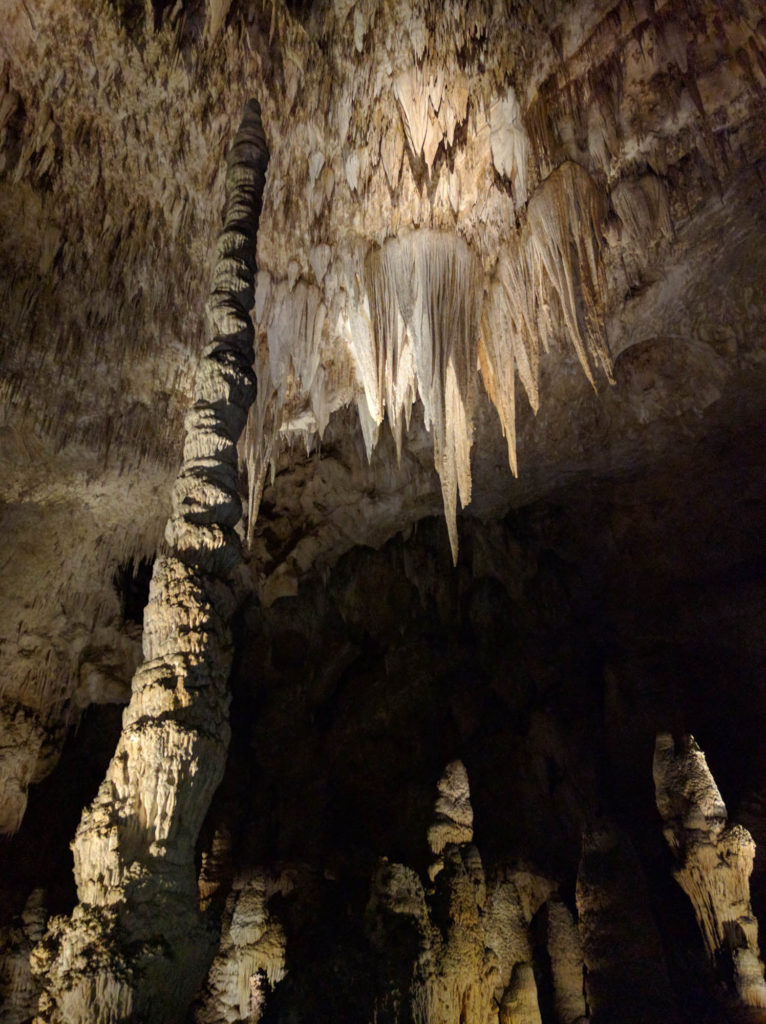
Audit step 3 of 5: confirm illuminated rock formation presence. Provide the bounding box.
[365,761,589,1024]
[29,99,268,1024]
[654,733,766,1008]
[0,0,765,1021]
[367,762,499,1024]
[194,869,290,1024]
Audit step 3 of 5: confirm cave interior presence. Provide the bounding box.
[1,0,766,1022]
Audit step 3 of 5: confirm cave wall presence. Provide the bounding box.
[1,0,766,1019]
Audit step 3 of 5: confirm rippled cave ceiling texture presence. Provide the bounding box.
[1,0,766,1021]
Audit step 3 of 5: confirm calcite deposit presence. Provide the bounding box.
[654,733,766,1008]
[366,761,585,1024]
[29,97,269,1023]
[194,869,290,1024]
[1,0,766,1021]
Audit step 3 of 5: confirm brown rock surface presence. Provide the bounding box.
[655,733,766,1008]
[0,0,765,1021]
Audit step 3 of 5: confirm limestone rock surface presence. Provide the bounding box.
[0,1,765,1022]
[654,733,766,1008]
[194,869,290,1024]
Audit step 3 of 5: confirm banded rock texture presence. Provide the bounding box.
[28,99,268,1024]
[654,733,766,1008]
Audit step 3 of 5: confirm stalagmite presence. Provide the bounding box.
[29,100,269,1024]
[0,889,46,1023]
[499,962,543,1024]
[427,758,474,858]
[545,897,588,1024]
[367,761,499,1024]
[654,732,766,1007]
[194,871,289,1024]
[411,763,498,1024]
[366,761,585,1024]
[198,826,233,913]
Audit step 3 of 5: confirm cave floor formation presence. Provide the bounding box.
[2,0,766,1020]
[3,418,766,1022]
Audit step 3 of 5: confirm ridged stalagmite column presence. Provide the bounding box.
[654,732,766,1007]
[31,100,269,1024]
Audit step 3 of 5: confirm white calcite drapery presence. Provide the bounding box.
[246,159,614,564]
[235,0,766,565]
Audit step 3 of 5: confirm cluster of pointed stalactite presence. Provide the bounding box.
[25,101,269,1024]
[240,0,765,565]
[247,160,618,564]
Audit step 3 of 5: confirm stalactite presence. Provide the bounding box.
[244,158,614,564]
[524,161,613,390]
[489,87,529,208]
[0,704,47,837]
[654,733,766,1008]
[362,232,483,563]
[30,99,268,1024]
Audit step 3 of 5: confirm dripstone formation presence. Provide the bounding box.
[654,734,766,1008]
[1,0,765,1021]
[28,99,269,1024]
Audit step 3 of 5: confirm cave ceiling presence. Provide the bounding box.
[0,0,765,831]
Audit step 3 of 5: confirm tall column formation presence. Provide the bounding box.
[30,100,269,1024]
[654,732,766,1007]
